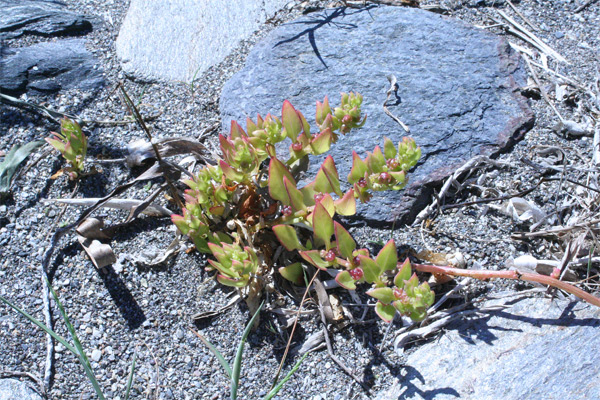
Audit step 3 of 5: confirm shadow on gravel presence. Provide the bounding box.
[96,265,146,330]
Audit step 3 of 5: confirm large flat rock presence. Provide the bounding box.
[0,39,104,96]
[115,0,290,82]
[220,6,534,224]
[0,0,93,40]
[374,296,600,400]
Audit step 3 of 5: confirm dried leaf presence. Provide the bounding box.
[45,197,172,217]
[126,137,207,167]
[76,218,116,269]
[314,279,334,324]
[501,197,547,225]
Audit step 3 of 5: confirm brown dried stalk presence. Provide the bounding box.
[413,263,600,308]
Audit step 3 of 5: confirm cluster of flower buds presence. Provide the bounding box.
[46,118,87,179]
[206,242,259,287]
[316,92,366,134]
[366,259,435,322]
[182,164,232,217]
[348,136,421,202]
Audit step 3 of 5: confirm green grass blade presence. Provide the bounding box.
[0,295,77,355]
[46,281,106,400]
[230,301,264,400]
[195,331,232,379]
[124,352,137,400]
[263,352,310,400]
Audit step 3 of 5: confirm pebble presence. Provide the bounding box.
[91,349,102,362]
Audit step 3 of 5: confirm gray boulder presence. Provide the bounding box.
[0,0,93,40]
[220,6,533,224]
[0,39,104,96]
[115,0,290,82]
[0,379,43,400]
[374,295,600,400]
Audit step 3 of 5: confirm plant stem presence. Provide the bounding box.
[412,263,600,308]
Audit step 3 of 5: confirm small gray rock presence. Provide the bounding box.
[0,378,43,400]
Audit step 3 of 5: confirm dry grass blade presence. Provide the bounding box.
[506,0,539,31]
[496,9,567,63]
[46,197,172,218]
[118,83,184,210]
[413,155,511,225]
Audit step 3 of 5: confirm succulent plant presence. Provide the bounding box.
[46,118,87,179]
[171,93,433,322]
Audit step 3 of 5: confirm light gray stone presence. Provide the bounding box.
[374,296,600,400]
[0,379,43,400]
[220,6,533,224]
[115,0,290,82]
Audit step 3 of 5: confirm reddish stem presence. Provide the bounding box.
[413,263,600,308]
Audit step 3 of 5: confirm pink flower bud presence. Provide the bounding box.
[349,268,364,280]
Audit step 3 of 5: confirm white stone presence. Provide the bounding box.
[91,349,102,362]
[116,0,290,82]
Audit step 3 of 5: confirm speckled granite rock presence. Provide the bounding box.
[374,295,600,400]
[0,379,43,400]
[115,0,290,82]
[220,5,534,224]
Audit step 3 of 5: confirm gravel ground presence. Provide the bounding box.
[1,0,599,399]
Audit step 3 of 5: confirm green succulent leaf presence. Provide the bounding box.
[300,181,317,207]
[269,158,296,204]
[310,128,333,155]
[219,160,244,182]
[283,176,305,211]
[217,274,248,287]
[367,287,395,304]
[334,222,355,259]
[314,156,342,197]
[394,258,412,288]
[282,100,302,142]
[405,273,419,296]
[318,193,335,217]
[348,151,367,183]
[299,250,329,270]
[334,189,356,216]
[383,137,397,159]
[312,202,333,248]
[357,255,380,283]
[279,263,304,285]
[375,301,396,323]
[366,146,386,173]
[335,270,357,290]
[272,224,303,251]
[375,240,398,272]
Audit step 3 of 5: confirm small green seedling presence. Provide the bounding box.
[46,118,87,179]
[194,302,309,400]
